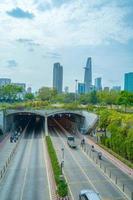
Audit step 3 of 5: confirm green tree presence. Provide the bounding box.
[90,91,98,104]
[24,93,34,101]
[38,87,57,102]
[0,84,23,102]
[117,91,130,112]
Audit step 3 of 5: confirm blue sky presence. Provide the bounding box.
[0,0,133,91]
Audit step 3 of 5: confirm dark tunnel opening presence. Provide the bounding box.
[6,113,45,137]
[48,113,85,135]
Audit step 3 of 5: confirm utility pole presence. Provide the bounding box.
[75,79,78,103]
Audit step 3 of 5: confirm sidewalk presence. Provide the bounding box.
[87,135,133,177]
[0,133,17,173]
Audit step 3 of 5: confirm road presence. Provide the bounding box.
[49,126,128,200]
[0,120,50,200]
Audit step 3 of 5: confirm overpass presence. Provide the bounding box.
[0,109,98,135]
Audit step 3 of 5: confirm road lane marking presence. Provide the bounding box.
[81,147,129,200]
[54,129,127,200]
[62,169,75,200]
[42,134,52,200]
[53,121,129,200]
[50,129,75,200]
[19,131,34,200]
[52,129,101,199]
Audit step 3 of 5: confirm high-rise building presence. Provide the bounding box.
[112,86,121,91]
[84,57,92,93]
[124,72,133,92]
[27,87,32,93]
[64,86,69,94]
[78,83,85,94]
[13,83,26,91]
[53,63,63,93]
[0,78,11,86]
[95,77,102,91]
[104,87,110,92]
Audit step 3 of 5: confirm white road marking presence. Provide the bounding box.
[42,134,53,200]
[19,131,34,200]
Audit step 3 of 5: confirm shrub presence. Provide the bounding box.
[46,136,68,197]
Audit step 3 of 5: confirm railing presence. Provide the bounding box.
[81,144,133,200]
[0,133,22,182]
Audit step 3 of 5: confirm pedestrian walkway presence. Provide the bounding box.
[0,133,16,173]
[87,135,133,177]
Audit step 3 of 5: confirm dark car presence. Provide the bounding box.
[79,189,101,200]
[67,136,77,148]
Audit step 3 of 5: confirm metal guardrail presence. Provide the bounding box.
[81,144,133,200]
[0,134,22,182]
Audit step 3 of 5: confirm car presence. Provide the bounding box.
[79,189,101,200]
[67,136,77,148]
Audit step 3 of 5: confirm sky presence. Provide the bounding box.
[0,0,133,92]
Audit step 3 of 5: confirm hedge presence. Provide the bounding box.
[46,136,68,197]
[99,144,133,169]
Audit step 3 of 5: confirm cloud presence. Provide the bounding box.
[6,60,18,68]
[0,0,132,49]
[16,38,40,46]
[28,48,34,52]
[43,51,61,59]
[6,7,34,19]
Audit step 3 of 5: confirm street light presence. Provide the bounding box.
[61,147,64,174]
[61,147,64,160]
[75,79,78,103]
[61,160,64,174]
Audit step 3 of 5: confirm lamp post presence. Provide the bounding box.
[61,147,64,160]
[61,147,64,174]
[75,79,78,103]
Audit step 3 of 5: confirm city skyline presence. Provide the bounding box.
[0,0,133,91]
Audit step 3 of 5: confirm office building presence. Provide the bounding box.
[124,72,133,92]
[64,86,69,94]
[0,78,11,86]
[112,86,121,91]
[27,87,32,93]
[104,87,110,92]
[53,63,63,93]
[13,83,26,91]
[84,57,92,93]
[78,83,85,94]
[95,77,102,91]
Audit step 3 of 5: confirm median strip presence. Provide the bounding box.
[45,135,69,199]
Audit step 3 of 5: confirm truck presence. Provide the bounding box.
[67,136,77,148]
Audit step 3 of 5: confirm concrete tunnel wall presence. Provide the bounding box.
[0,109,98,134]
[5,112,45,133]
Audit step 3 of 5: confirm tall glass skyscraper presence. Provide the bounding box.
[124,72,133,92]
[53,63,63,93]
[84,57,92,93]
[95,77,102,91]
[78,83,85,94]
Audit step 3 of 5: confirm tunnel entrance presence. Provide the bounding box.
[6,113,45,136]
[48,113,85,135]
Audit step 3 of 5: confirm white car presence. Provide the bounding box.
[79,189,101,200]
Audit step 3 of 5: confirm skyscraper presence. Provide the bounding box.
[95,77,102,91]
[53,63,63,93]
[112,86,121,91]
[124,72,133,92]
[78,83,85,94]
[0,78,11,86]
[84,57,92,93]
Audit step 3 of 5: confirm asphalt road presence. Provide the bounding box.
[0,121,50,200]
[50,127,128,200]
